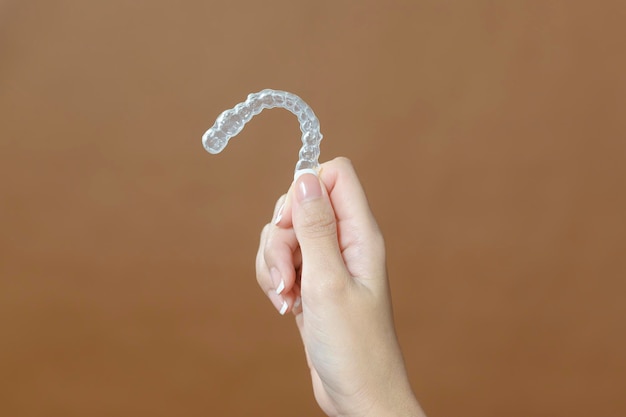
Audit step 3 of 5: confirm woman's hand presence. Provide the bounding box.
[256,157,425,417]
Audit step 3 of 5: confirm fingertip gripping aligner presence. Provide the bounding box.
[202,89,323,179]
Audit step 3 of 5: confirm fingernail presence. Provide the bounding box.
[267,291,287,315]
[296,173,322,202]
[293,296,301,309]
[279,300,288,315]
[270,267,284,294]
[275,279,285,295]
[273,202,284,225]
[294,168,318,181]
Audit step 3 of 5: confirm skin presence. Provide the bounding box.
[256,157,427,417]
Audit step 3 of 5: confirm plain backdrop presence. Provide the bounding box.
[1,1,625,416]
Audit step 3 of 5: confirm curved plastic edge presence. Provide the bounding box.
[201,131,220,154]
[293,168,319,181]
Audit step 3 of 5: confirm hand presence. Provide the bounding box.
[256,157,425,417]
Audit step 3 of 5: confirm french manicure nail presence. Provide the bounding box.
[296,173,322,202]
[270,267,282,292]
[268,291,286,315]
[273,202,284,225]
[279,300,288,315]
[293,168,318,181]
[275,279,285,295]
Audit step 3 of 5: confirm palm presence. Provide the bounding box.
[295,313,341,417]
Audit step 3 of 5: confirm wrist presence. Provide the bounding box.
[362,369,426,417]
[365,391,425,417]
[366,395,426,417]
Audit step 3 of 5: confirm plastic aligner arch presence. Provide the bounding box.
[202,89,323,177]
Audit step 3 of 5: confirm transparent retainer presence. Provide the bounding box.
[202,89,323,178]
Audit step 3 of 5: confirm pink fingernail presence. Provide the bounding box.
[270,267,283,294]
[296,173,322,202]
[279,300,288,315]
[275,279,285,295]
[267,291,287,315]
[273,202,285,225]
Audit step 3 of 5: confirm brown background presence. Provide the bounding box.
[1,1,625,416]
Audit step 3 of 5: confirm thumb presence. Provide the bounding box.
[291,171,348,285]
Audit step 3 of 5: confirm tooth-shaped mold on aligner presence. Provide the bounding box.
[202,89,323,176]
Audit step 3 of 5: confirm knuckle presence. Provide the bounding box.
[259,223,271,244]
[256,225,273,288]
[255,270,264,288]
[262,229,292,271]
[263,238,279,265]
[333,156,353,168]
[263,234,276,263]
[255,253,267,287]
[299,206,337,239]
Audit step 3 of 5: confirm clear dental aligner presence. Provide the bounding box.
[202,89,323,178]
